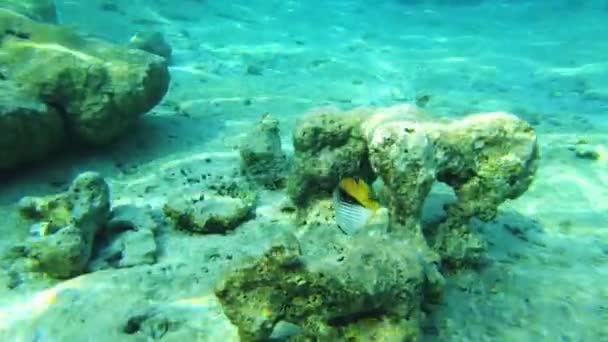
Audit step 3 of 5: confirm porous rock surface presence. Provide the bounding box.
[216,228,443,341]
[163,182,256,234]
[0,82,64,170]
[212,104,538,340]
[13,172,111,278]
[285,104,538,269]
[239,113,287,189]
[286,107,374,206]
[0,8,170,170]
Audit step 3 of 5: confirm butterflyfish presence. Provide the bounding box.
[333,177,380,235]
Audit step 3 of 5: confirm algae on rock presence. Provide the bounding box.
[215,104,538,340]
[0,81,64,170]
[239,113,287,189]
[215,229,440,341]
[286,107,374,207]
[423,112,539,269]
[163,182,256,234]
[14,172,111,278]
[0,8,170,146]
[362,105,538,268]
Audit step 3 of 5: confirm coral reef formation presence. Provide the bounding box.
[216,223,444,341]
[14,172,111,278]
[422,111,539,268]
[0,7,170,170]
[3,101,538,340]
[286,104,538,269]
[286,108,373,206]
[8,173,161,278]
[216,104,538,340]
[239,113,287,189]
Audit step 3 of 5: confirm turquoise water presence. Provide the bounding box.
[1,0,607,341]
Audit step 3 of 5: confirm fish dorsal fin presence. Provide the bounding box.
[339,177,380,212]
[339,178,370,204]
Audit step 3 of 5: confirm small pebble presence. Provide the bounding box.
[574,145,599,160]
[246,65,263,76]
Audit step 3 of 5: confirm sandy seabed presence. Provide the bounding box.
[1,1,607,341]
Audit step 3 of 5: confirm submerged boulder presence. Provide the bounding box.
[0,8,170,147]
[366,110,437,227]
[15,172,111,278]
[163,180,257,235]
[216,229,442,341]
[289,104,539,269]
[164,195,253,234]
[423,111,539,268]
[0,81,64,170]
[239,113,287,189]
[219,104,537,339]
[286,107,373,206]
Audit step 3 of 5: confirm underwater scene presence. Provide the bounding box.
[0,0,607,341]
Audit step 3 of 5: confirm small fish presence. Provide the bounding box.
[333,177,380,235]
[29,221,50,237]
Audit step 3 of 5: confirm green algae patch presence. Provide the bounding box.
[14,172,111,278]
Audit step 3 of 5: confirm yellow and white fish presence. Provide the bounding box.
[333,177,380,235]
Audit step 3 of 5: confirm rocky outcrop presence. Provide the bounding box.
[239,113,287,189]
[14,172,111,278]
[0,8,170,170]
[424,111,538,268]
[221,104,538,340]
[286,107,373,206]
[0,82,64,170]
[286,104,538,269]
[163,180,257,234]
[216,229,443,341]
[367,105,538,268]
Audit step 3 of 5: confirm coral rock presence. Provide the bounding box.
[239,113,287,189]
[363,106,538,269]
[0,81,64,170]
[0,9,170,146]
[16,172,111,278]
[216,230,442,341]
[289,105,539,270]
[287,108,373,206]
[163,194,253,234]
